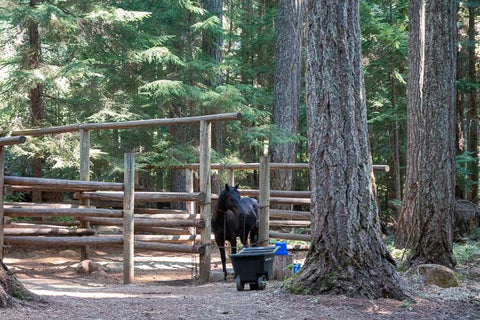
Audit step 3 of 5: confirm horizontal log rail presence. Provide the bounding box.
[269,232,310,242]
[270,197,311,205]
[4,207,123,218]
[4,236,204,253]
[134,208,187,215]
[4,176,124,191]
[0,136,26,146]
[239,189,311,198]
[133,226,191,235]
[4,228,95,236]
[136,213,199,220]
[5,202,87,209]
[269,220,311,227]
[133,234,200,242]
[76,191,205,203]
[270,209,311,220]
[12,113,241,137]
[173,163,390,172]
[77,216,205,228]
[134,241,203,254]
[4,236,123,247]
[4,222,74,229]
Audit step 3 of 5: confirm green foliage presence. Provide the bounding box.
[453,239,480,266]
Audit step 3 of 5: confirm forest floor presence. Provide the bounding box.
[0,246,479,320]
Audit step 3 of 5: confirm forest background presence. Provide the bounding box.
[0,0,478,226]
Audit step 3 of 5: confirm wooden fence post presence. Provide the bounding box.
[79,129,90,260]
[123,153,135,284]
[227,169,234,187]
[258,155,270,246]
[0,146,4,259]
[199,120,212,283]
[185,168,196,245]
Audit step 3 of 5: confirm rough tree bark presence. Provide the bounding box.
[202,0,224,156]
[396,0,457,269]
[467,5,478,204]
[288,0,407,299]
[269,0,303,193]
[0,259,36,307]
[28,0,44,203]
[168,107,188,210]
[395,0,425,248]
[202,0,224,195]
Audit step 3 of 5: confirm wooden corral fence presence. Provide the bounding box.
[178,159,390,251]
[2,113,241,284]
[0,114,389,285]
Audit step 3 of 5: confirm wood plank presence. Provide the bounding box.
[4,207,123,218]
[270,209,311,220]
[12,113,241,136]
[198,120,212,283]
[4,236,122,246]
[4,228,94,236]
[4,176,124,191]
[123,153,135,284]
[269,232,310,241]
[0,136,26,146]
[77,216,205,228]
[76,191,205,203]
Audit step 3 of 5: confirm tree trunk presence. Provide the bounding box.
[270,0,303,194]
[395,0,425,248]
[168,107,189,210]
[0,259,36,307]
[202,0,224,156]
[28,0,44,203]
[467,6,478,204]
[289,0,407,299]
[455,21,466,199]
[396,0,457,269]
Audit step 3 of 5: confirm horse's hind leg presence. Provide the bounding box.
[250,226,259,247]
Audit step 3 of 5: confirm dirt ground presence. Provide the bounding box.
[0,246,479,320]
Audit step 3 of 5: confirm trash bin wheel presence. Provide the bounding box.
[257,275,267,290]
[235,276,244,291]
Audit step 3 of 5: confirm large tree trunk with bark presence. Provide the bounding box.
[202,0,224,156]
[467,6,478,204]
[270,0,303,193]
[288,0,407,299]
[395,0,425,248]
[28,0,44,203]
[396,0,457,269]
[0,259,36,307]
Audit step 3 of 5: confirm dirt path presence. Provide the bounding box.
[1,247,479,319]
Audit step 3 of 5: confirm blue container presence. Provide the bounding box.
[293,263,301,274]
[275,242,288,255]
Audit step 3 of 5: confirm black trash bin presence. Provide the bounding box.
[229,246,279,291]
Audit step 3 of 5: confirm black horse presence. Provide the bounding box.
[213,184,259,280]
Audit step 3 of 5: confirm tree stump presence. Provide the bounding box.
[273,255,293,280]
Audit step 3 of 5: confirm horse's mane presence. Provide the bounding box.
[216,189,228,210]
